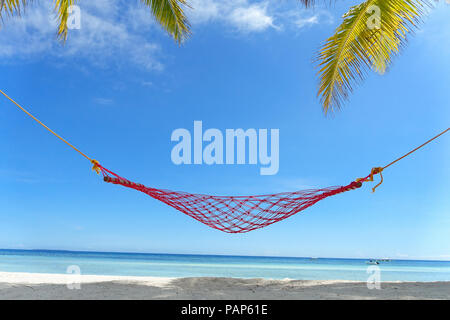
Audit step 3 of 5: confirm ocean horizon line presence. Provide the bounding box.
[1,248,449,263]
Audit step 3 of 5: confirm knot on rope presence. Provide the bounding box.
[91,159,101,174]
[346,180,363,191]
[356,167,384,193]
[369,167,384,193]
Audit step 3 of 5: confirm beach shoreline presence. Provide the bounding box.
[1,272,449,300]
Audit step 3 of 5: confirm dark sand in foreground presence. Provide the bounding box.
[0,272,449,300]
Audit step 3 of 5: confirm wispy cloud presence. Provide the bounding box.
[0,169,39,183]
[289,9,334,30]
[229,3,278,32]
[94,98,114,106]
[187,1,334,33]
[188,0,220,24]
[0,1,334,69]
[0,1,163,70]
[296,15,319,29]
[141,81,154,88]
[187,0,299,33]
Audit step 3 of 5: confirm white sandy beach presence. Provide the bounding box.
[0,272,449,300]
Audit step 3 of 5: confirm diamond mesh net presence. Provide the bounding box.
[99,165,362,233]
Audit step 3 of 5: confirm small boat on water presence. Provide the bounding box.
[366,260,380,265]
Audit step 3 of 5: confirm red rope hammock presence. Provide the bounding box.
[99,165,363,233]
[1,90,448,234]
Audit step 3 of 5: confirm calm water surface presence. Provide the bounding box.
[1,249,450,282]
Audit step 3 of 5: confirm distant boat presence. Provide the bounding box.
[366,260,380,265]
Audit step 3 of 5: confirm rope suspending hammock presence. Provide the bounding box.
[1,89,449,233]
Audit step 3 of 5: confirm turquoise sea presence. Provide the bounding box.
[1,249,450,282]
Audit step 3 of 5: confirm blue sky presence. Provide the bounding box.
[0,0,449,260]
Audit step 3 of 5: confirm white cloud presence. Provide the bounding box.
[0,1,334,69]
[141,81,154,88]
[296,15,319,29]
[188,0,220,24]
[229,3,277,32]
[0,1,163,70]
[188,0,278,33]
[187,0,333,33]
[94,98,114,105]
[291,10,334,30]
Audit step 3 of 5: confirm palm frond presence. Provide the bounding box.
[298,0,316,7]
[54,0,75,41]
[140,0,191,45]
[0,0,28,17]
[317,0,431,114]
[0,0,74,41]
[1,0,190,44]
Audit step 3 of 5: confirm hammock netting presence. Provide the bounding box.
[98,165,363,233]
[1,88,447,234]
